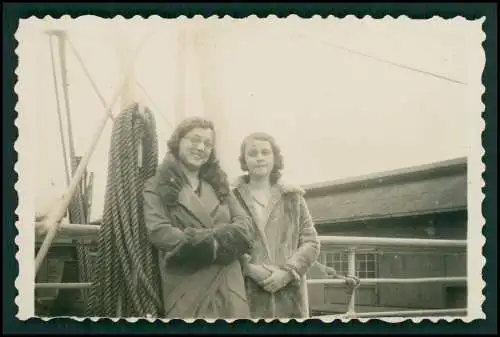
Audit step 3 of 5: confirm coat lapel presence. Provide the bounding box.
[234,184,260,228]
[156,154,224,229]
[177,184,216,229]
[261,185,283,229]
[233,178,274,261]
[198,181,220,217]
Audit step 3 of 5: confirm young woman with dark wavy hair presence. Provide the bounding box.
[142,117,255,319]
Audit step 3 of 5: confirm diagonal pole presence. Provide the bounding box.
[48,34,71,187]
[35,42,141,275]
[36,26,156,276]
[54,32,76,163]
[35,82,123,274]
[52,31,88,225]
[35,76,130,274]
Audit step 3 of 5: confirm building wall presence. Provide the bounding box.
[316,211,467,239]
[308,211,467,313]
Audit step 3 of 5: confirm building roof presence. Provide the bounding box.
[303,157,467,224]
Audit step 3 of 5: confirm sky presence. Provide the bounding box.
[16,16,485,221]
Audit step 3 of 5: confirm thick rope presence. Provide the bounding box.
[87,103,162,317]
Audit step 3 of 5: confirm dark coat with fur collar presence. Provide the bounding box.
[142,155,255,319]
[232,176,320,318]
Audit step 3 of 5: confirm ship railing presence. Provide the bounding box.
[308,235,467,319]
[35,225,467,318]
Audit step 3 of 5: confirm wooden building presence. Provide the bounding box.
[304,157,468,315]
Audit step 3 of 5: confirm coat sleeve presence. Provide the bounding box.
[283,194,321,280]
[143,177,217,267]
[212,191,256,265]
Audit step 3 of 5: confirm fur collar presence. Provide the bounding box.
[158,154,189,183]
[155,153,191,205]
[231,175,305,195]
[155,153,229,205]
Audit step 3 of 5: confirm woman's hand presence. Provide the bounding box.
[259,269,294,293]
[319,263,360,290]
[213,225,254,264]
[244,264,273,283]
[342,274,361,292]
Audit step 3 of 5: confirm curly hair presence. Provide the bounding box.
[166,117,230,203]
[239,132,284,185]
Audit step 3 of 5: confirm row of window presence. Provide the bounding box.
[322,251,378,279]
[321,250,466,279]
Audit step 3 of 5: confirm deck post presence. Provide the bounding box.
[346,248,357,316]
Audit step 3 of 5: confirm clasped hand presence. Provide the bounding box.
[341,274,361,291]
[244,263,293,293]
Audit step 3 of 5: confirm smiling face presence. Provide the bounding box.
[244,138,275,180]
[178,127,214,171]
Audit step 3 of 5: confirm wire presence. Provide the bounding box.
[66,37,115,121]
[196,31,468,86]
[291,33,468,86]
[136,80,175,131]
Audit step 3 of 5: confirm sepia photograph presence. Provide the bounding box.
[14,15,485,322]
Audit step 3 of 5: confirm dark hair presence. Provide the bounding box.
[167,117,230,202]
[239,132,284,185]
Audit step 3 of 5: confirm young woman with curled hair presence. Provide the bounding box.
[143,117,255,319]
[233,132,359,319]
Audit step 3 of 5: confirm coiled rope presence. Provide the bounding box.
[87,103,163,317]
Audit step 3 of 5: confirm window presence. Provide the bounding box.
[325,251,349,275]
[356,252,377,279]
[323,250,378,278]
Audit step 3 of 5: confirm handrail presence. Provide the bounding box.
[36,277,467,289]
[36,282,92,289]
[307,277,466,285]
[318,235,466,248]
[35,226,467,249]
[35,231,467,318]
[35,222,100,242]
[316,308,467,319]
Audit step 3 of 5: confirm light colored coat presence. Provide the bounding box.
[233,177,321,318]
